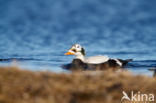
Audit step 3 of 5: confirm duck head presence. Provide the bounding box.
[65,44,85,61]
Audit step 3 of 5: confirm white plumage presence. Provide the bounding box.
[84,55,109,64]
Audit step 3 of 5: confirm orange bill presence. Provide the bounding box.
[65,51,75,55]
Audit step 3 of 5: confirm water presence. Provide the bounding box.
[0,0,156,76]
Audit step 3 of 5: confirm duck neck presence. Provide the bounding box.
[75,54,85,62]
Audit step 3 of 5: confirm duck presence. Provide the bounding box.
[63,44,132,71]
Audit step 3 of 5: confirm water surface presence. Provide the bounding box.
[0,0,156,76]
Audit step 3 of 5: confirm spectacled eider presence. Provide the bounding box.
[63,44,132,71]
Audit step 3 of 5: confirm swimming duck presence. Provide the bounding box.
[63,44,132,70]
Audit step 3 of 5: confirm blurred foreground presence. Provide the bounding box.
[0,67,156,103]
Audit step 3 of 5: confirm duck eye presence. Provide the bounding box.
[77,46,79,48]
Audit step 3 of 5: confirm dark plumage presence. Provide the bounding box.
[62,58,132,71]
[118,59,133,66]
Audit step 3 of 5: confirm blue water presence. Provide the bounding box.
[0,0,156,76]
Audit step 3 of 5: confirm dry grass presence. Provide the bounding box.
[0,66,156,103]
